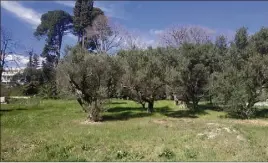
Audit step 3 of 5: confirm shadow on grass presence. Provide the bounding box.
[159,106,209,118]
[0,106,44,115]
[0,108,29,112]
[255,108,268,118]
[103,105,207,121]
[106,106,143,113]
[102,109,151,121]
[109,102,128,105]
[103,106,172,121]
[198,103,223,112]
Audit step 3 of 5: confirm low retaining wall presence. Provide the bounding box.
[0,96,31,104]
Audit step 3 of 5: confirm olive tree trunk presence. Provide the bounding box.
[88,100,102,122]
[147,101,154,113]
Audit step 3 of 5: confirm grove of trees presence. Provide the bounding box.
[58,24,268,121]
[2,0,267,121]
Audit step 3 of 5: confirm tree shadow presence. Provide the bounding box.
[158,106,208,118]
[198,103,223,112]
[103,105,207,121]
[106,106,143,113]
[102,109,151,121]
[162,110,199,118]
[254,108,268,118]
[0,108,29,112]
[0,106,44,115]
[109,102,127,105]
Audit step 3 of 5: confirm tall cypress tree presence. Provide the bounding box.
[73,0,82,42]
[73,0,94,48]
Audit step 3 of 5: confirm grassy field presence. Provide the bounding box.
[1,99,268,161]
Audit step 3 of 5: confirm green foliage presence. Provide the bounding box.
[234,27,249,50]
[11,66,45,96]
[169,43,213,111]
[32,54,40,69]
[0,84,24,97]
[211,27,268,119]
[1,84,11,97]
[73,0,94,37]
[73,0,105,49]
[34,10,73,62]
[57,46,115,121]
[252,27,268,55]
[23,81,39,96]
[119,48,168,112]
[39,82,59,99]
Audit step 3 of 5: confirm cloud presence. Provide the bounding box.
[54,1,75,8]
[1,1,76,41]
[54,1,128,20]
[5,54,29,66]
[149,29,164,35]
[1,1,41,28]
[5,53,46,68]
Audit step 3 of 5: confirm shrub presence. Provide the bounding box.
[158,148,175,159]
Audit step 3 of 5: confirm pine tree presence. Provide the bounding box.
[27,50,33,68]
[32,54,40,69]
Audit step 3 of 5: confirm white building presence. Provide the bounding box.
[1,67,25,84]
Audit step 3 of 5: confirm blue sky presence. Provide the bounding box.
[1,1,268,67]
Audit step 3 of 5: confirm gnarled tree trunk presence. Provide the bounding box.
[147,101,154,113]
[88,100,102,122]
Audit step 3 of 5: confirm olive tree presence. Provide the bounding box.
[210,27,268,119]
[57,46,112,121]
[169,43,213,111]
[119,48,168,113]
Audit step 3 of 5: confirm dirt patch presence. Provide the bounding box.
[198,123,241,140]
[153,119,168,124]
[73,119,103,125]
[236,135,246,141]
[232,120,268,127]
[151,119,174,128]
[80,120,103,125]
[206,122,220,126]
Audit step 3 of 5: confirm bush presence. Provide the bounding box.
[158,148,175,159]
[39,82,59,99]
[116,150,128,159]
[0,84,10,97]
[23,81,39,96]
[8,97,41,107]
[1,84,24,97]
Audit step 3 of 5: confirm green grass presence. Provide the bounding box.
[1,99,268,161]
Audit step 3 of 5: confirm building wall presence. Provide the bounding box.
[1,68,25,84]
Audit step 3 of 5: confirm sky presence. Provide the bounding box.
[1,1,268,67]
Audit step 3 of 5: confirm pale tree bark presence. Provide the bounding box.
[121,30,151,50]
[159,25,214,48]
[86,15,124,54]
[0,27,17,82]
